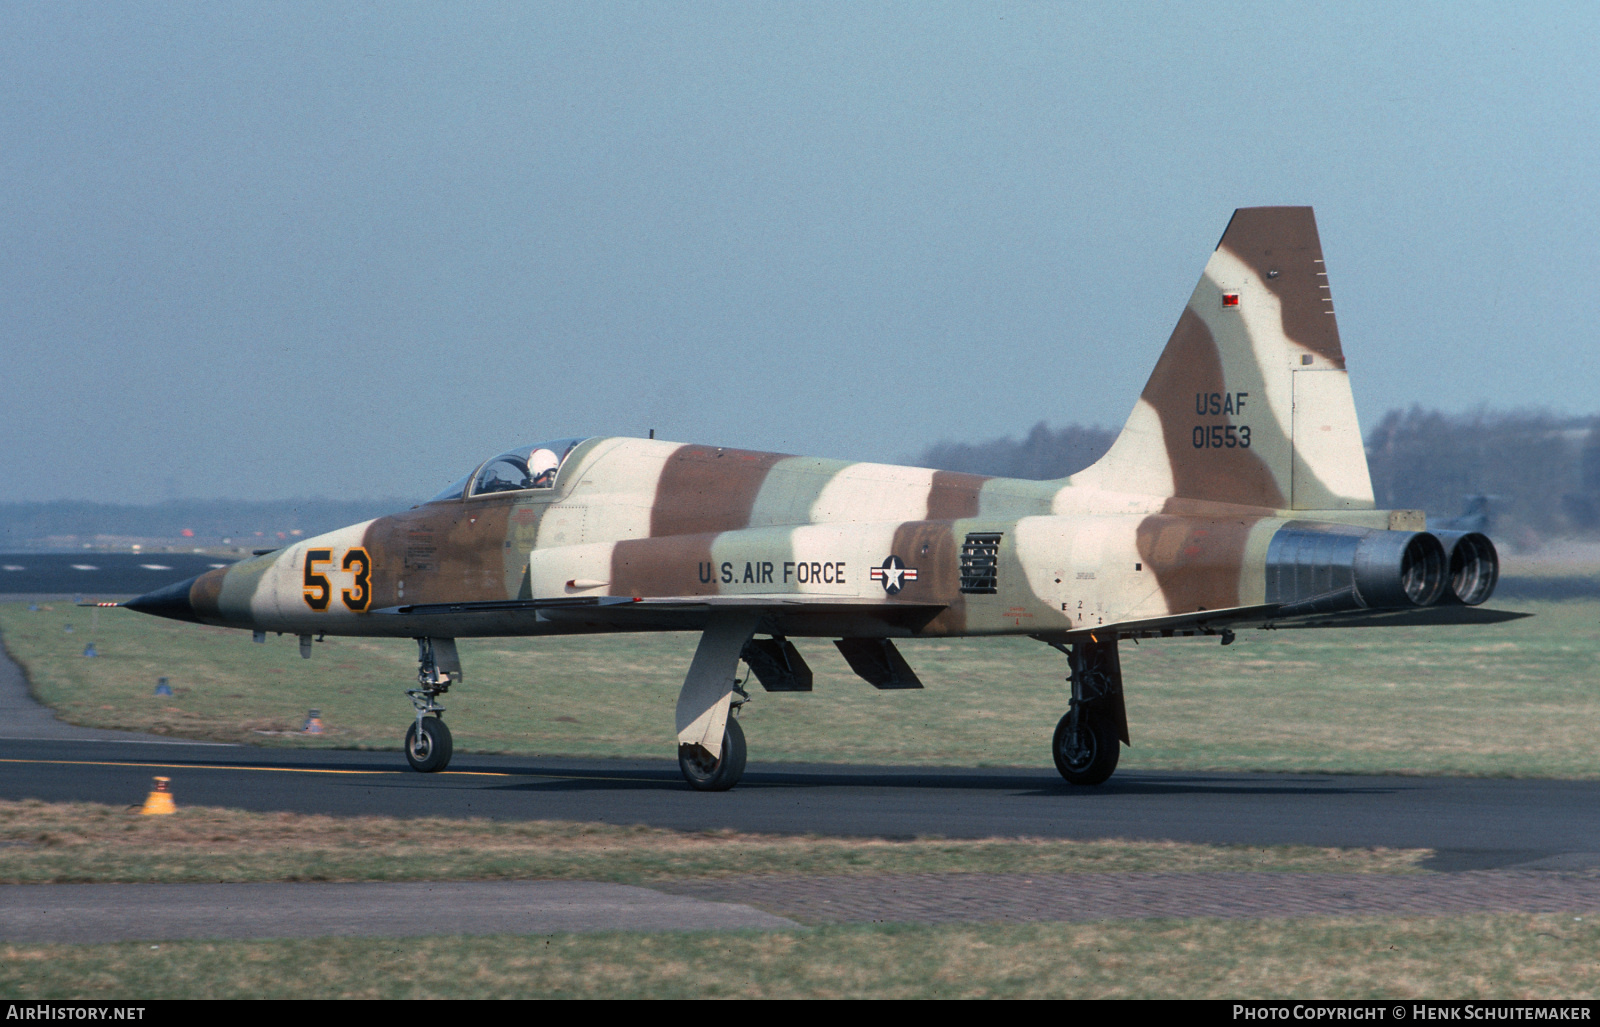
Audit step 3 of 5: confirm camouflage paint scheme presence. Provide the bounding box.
[178,207,1401,637]
[130,208,1507,774]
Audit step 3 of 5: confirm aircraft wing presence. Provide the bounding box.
[1031,604,1279,643]
[373,593,948,634]
[375,594,1528,639]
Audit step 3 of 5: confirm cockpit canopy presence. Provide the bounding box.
[427,438,589,502]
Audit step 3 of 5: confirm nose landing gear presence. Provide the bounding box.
[404,637,460,773]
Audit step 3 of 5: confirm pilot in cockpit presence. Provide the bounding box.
[527,448,560,488]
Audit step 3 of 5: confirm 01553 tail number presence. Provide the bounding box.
[1192,424,1252,449]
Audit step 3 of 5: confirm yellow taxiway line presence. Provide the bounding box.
[0,757,667,785]
[0,757,506,778]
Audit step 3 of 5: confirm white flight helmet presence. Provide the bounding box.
[527,448,560,487]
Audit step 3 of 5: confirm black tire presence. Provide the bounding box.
[405,716,453,773]
[678,716,747,792]
[1052,710,1118,785]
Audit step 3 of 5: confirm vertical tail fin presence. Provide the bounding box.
[1075,207,1375,511]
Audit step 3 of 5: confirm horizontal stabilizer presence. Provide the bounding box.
[1032,602,1530,643]
[1262,606,1532,630]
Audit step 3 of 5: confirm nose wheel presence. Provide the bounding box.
[404,637,459,773]
[405,716,453,773]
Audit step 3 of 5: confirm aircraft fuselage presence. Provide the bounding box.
[157,435,1438,643]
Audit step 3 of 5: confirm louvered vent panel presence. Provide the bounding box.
[959,532,1002,594]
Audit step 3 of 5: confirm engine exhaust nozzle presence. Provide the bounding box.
[1430,530,1499,606]
[1266,524,1448,616]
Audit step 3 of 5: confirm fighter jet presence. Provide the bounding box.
[124,207,1515,791]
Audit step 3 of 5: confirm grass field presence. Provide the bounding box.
[0,800,1425,885]
[4,599,1597,777]
[5,915,1598,999]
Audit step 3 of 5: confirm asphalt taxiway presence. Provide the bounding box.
[0,552,233,597]
[4,737,1599,873]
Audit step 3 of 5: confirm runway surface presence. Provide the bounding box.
[5,737,1600,873]
[0,552,232,598]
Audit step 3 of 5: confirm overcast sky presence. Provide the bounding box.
[3,2,1595,504]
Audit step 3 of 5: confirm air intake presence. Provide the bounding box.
[959,532,1002,594]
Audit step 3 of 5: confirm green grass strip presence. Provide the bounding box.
[5,916,1599,999]
[0,800,1425,884]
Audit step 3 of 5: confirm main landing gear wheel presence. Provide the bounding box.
[1053,711,1118,786]
[405,716,453,773]
[678,716,747,792]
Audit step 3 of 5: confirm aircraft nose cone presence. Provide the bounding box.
[124,574,203,623]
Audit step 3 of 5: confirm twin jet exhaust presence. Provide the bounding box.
[1265,525,1499,618]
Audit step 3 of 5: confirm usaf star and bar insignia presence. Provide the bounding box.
[870,555,919,595]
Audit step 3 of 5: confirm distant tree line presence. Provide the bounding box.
[1365,408,1600,539]
[6,410,1597,549]
[915,409,1600,540]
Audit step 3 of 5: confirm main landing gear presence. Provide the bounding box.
[679,714,747,792]
[675,614,761,792]
[404,637,461,773]
[1048,637,1129,786]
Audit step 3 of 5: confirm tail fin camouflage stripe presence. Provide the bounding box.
[1219,207,1344,367]
[1073,207,1375,513]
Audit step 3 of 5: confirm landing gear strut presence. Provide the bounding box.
[674,614,760,792]
[1048,637,1128,786]
[405,637,460,773]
